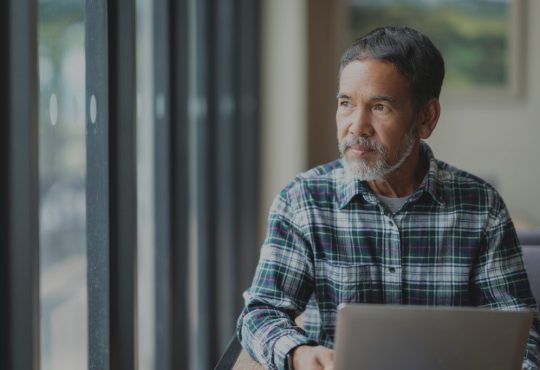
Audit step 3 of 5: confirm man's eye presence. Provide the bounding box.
[339,100,349,107]
[373,104,387,112]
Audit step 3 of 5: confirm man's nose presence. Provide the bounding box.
[348,108,373,137]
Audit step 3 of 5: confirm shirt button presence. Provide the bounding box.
[389,267,396,273]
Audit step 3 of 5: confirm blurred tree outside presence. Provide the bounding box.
[38,1,86,268]
[38,1,88,369]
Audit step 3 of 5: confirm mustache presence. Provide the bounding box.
[339,136,386,155]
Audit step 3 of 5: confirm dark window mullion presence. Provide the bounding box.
[153,0,174,369]
[0,0,8,363]
[2,1,40,369]
[170,0,190,369]
[86,0,110,368]
[87,0,137,368]
[214,0,238,358]
[235,0,261,313]
[108,0,137,368]
[188,0,213,368]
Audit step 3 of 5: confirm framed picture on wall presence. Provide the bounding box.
[345,0,526,100]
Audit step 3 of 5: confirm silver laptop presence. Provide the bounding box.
[334,304,533,370]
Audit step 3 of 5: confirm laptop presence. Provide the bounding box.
[334,304,533,370]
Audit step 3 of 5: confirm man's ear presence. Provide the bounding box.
[416,98,440,140]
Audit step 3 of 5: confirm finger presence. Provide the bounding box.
[319,349,334,363]
[320,358,334,370]
[318,350,334,369]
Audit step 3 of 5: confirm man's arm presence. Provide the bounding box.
[237,194,317,370]
[473,204,540,370]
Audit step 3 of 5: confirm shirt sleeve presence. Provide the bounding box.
[472,202,540,370]
[236,192,317,370]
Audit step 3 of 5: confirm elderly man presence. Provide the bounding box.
[237,26,539,370]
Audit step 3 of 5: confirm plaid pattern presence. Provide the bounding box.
[237,142,540,370]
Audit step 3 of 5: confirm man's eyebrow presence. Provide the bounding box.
[336,93,397,102]
[371,95,396,102]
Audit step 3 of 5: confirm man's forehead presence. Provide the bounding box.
[338,60,411,99]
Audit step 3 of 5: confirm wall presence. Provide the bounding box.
[429,0,540,228]
[307,0,346,169]
[259,0,308,240]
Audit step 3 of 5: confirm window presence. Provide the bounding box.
[38,1,87,369]
[3,1,260,369]
[136,0,156,368]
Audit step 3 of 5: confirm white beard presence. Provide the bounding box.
[339,129,417,181]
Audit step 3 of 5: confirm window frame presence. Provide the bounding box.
[1,0,40,369]
[86,0,138,368]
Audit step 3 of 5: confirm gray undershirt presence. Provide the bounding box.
[376,194,409,214]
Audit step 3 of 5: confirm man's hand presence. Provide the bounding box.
[291,344,334,370]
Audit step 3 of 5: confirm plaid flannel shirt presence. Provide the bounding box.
[237,142,540,370]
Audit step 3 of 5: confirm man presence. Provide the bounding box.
[237,26,539,370]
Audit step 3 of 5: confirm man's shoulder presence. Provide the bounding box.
[433,158,503,206]
[277,160,343,205]
[300,160,343,181]
[435,158,494,188]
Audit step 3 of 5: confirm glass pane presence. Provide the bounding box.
[346,0,510,90]
[38,1,87,369]
[136,0,156,368]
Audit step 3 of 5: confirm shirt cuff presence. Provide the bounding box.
[273,331,318,370]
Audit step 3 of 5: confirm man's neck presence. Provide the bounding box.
[367,144,427,198]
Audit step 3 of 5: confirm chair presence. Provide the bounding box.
[522,245,540,304]
[214,336,264,370]
[215,316,305,369]
[517,228,540,246]
[515,228,540,302]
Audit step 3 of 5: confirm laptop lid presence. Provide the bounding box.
[334,304,533,370]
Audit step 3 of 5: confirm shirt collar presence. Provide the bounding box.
[411,142,447,206]
[335,167,372,208]
[336,141,446,209]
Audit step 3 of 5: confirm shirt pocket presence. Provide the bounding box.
[323,261,379,305]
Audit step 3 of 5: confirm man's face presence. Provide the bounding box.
[336,59,419,181]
